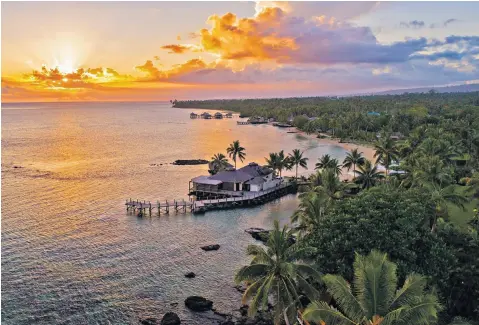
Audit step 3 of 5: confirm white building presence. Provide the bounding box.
[190,162,281,194]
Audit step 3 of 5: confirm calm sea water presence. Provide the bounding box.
[1,102,349,324]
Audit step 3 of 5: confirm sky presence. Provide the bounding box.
[2,1,479,102]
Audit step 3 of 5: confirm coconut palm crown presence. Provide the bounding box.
[355,159,385,190]
[374,137,399,176]
[289,149,309,179]
[315,154,342,176]
[226,140,246,169]
[235,220,322,325]
[209,153,229,175]
[343,148,365,178]
[303,250,442,325]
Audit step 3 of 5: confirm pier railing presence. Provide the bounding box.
[126,182,296,215]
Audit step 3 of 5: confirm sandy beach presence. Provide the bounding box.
[293,129,377,181]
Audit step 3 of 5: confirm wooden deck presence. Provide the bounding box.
[126,182,296,216]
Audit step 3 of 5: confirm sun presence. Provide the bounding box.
[56,61,76,74]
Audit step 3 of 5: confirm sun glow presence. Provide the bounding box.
[56,59,77,74]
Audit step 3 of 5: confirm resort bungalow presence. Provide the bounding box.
[190,112,198,119]
[201,112,212,119]
[189,162,281,197]
[225,112,233,118]
[214,112,224,119]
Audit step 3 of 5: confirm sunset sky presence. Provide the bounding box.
[2,1,479,102]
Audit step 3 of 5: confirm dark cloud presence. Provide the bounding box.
[430,18,459,28]
[444,18,459,27]
[400,20,425,29]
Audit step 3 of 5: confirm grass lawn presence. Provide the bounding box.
[447,186,478,229]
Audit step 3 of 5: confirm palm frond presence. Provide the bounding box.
[303,301,358,325]
[389,273,427,309]
[323,274,364,322]
[353,250,397,318]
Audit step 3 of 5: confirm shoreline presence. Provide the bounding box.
[290,128,376,181]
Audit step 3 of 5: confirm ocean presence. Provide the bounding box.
[1,101,350,324]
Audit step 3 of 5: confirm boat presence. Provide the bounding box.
[248,116,268,124]
[275,123,293,128]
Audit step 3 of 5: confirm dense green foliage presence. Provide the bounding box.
[302,188,454,286]
[221,91,479,324]
[174,92,479,145]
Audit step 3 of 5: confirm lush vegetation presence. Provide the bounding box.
[222,91,479,325]
[190,92,479,324]
[173,91,479,144]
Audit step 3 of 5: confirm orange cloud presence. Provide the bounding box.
[135,58,208,80]
[161,44,191,54]
[25,65,128,90]
[199,8,297,61]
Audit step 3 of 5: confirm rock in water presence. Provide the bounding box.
[184,272,196,278]
[245,228,270,243]
[160,312,181,325]
[172,159,209,165]
[200,244,220,251]
[184,296,213,312]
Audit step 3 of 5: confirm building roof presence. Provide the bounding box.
[245,176,266,185]
[209,170,254,182]
[192,162,272,184]
[238,163,269,178]
[191,176,222,185]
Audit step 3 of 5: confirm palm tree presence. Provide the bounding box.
[315,154,342,176]
[292,191,325,232]
[315,154,333,170]
[289,149,309,179]
[374,137,399,176]
[209,153,229,175]
[342,148,365,178]
[265,152,279,176]
[276,150,290,177]
[314,168,350,207]
[235,220,322,325]
[304,250,441,325]
[355,159,384,190]
[427,184,469,232]
[265,151,290,177]
[413,155,453,188]
[226,140,246,169]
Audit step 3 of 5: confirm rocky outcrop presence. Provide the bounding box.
[184,272,196,278]
[245,228,270,243]
[200,244,220,251]
[172,159,208,165]
[184,296,213,312]
[140,318,158,325]
[234,306,273,325]
[233,284,246,293]
[160,312,181,325]
[245,228,296,245]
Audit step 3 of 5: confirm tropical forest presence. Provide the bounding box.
[176,91,479,325]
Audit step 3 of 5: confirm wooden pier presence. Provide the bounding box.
[125,182,296,216]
